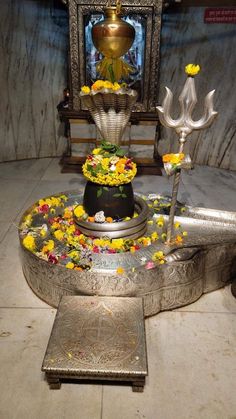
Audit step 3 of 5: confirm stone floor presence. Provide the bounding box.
[0,158,236,419]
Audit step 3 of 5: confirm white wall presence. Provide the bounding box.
[0,0,68,161]
[0,3,235,170]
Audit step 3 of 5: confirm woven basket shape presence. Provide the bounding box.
[80,90,137,144]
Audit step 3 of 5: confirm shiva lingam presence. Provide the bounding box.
[19,65,236,317]
[79,81,147,238]
[156,64,218,244]
[78,0,142,238]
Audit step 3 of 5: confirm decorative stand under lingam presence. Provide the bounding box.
[156,66,218,244]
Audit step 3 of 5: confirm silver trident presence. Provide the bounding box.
[156,74,217,244]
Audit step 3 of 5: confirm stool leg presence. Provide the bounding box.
[132,379,145,392]
[46,374,61,389]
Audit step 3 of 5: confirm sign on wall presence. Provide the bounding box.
[204,8,236,23]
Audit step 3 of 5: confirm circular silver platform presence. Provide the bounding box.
[19,191,236,317]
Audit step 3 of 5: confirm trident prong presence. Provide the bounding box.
[156,74,217,244]
[157,77,217,137]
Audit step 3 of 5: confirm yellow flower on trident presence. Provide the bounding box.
[185,64,200,77]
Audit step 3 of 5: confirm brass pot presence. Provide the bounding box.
[92,7,135,59]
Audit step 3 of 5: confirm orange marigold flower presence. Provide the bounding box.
[88,216,95,222]
[74,266,83,271]
[116,267,125,275]
[106,217,113,223]
[175,235,183,244]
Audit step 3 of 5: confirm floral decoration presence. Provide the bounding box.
[81,80,127,95]
[19,193,188,274]
[185,64,200,77]
[162,153,185,173]
[82,140,137,186]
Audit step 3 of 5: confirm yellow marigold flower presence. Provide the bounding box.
[91,80,105,91]
[113,82,121,91]
[38,199,47,206]
[54,230,64,241]
[50,197,61,207]
[93,238,103,247]
[182,231,188,237]
[23,214,33,227]
[110,238,124,250]
[66,262,75,269]
[156,215,164,228]
[66,225,76,235]
[104,81,113,89]
[59,194,68,201]
[185,64,200,77]
[23,235,36,251]
[101,157,110,170]
[163,153,184,164]
[174,222,181,229]
[81,85,91,94]
[40,228,47,238]
[42,239,54,253]
[116,267,125,275]
[151,231,159,241]
[92,148,102,155]
[152,251,165,264]
[74,205,85,218]
[68,250,79,259]
[130,246,136,253]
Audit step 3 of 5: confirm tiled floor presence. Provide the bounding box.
[0,158,236,419]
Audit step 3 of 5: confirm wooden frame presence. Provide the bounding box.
[67,0,163,113]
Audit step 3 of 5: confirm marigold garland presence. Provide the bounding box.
[82,142,137,186]
[20,193,188,272]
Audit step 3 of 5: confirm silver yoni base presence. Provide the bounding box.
[42,296,147,392]
[20,192,236,317]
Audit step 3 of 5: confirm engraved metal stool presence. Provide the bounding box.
[42,296,148,392]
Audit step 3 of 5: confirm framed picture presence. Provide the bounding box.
[67,0,163,113]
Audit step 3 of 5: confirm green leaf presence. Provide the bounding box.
[113,193,121,197]
[101,140,117,154]
[108,63,115,84]
[121,194,127,198]
[103,187,109,191]
[97,188,103,198]
[116,148,125,157]
[119,185,124,192]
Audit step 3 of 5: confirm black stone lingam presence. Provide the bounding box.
[83,181,134,219]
